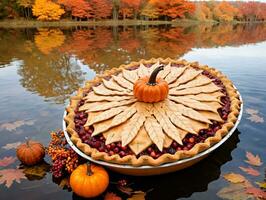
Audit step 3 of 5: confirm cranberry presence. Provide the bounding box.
[150,151,156,158]
[167,148,176,154]
[121,146,127,151]
[110,143,115,149]
[109,151,114,156]
[188,137,195,143]
[98,146,105,152]
[147,147,153,153]
[114,147,119,153]
[119,151,126,157]
[172,142,178,148]
[106,144,111,150]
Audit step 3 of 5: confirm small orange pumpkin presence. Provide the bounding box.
[70,163,109,198]
[133,65,169,103]
[16,140,45,166]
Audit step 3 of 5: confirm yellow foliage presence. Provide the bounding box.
[32,0,65,21]
[34,28,66,54]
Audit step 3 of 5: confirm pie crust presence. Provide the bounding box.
[64,58,241,166]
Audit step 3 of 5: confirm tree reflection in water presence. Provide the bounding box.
[17,54,85,104]
[0,23,266,104]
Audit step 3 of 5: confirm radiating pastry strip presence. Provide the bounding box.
[158,62,171,79]
[175,75,212,90]
[169,82,220,96]
[165,66,187,84]
[153,105,183,145]
[169,96,217,112]
[137,63,149,77]
[169,68,202,88]
[167,101,212,124]
[84,92,133,102]
[122,69,139,83]
[93,84,132,96]
[165,108,196,134]
[112,74,133,90]
[163,135,173,148]
[203,102,222,111]
[104,125,123,145]
[144,116,165,151]
[79,101,107,112]
[80,99,136,112]
[102,78,128,92]
[129,127,152,155]
[186,93,222,103]
[200,111,224,122]
[121,113,146,147]
[84,106,126,126]
[92,105,137,136]
[85,111,101,127]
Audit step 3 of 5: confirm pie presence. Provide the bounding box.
[64,58,241,166]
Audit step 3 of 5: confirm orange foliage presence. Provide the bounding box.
[213,1,239,22]
[34,28,65,54]
[91,0,113,19]
[59,0,93,19]
[150,0,195,19]
[32,0,65,21]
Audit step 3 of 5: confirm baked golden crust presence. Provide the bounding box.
[64,58,241,166]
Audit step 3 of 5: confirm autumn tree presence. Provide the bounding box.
[213,1,239,22]
[149,0,195,20]
[140,1,159,20]
[239,2,266,21]
[120,0,142,19]
[90,0,112,19]
[17,0,33,19]
[194,2,212,21]
[32,0,65,21]
[59,0,93,20]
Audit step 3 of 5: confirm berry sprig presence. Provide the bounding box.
[47,130,80,178]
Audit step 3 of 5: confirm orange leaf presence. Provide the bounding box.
[223,173,247,184]
[246,187,266,199]
[256,182,266,189]
[128,191,146,200]
[239,166,260,176]
[0,156,16,167]
[104,192,122,200]
[245,151,263,166]
[0,168,26,188]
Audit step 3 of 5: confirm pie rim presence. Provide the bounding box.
[64,58,241,167]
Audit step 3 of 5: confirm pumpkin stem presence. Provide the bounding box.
[148,65,164,86]
[25,137,30,147]
[87,163,93,176]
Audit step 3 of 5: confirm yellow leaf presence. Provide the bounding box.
[223,173,247,184]
[256,182,266,189]
[127,191,146,200]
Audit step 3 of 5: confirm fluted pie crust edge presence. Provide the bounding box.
[64,58,241,167]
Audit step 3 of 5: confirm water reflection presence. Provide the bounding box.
[17,54,86,104]
[0,23,266,104]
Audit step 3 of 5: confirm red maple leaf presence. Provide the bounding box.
[0,169,26,188]
[246,187,266,199]
[239,166,260,176]
[0,156,16,167]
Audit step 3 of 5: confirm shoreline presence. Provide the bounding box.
[0,19,264,28]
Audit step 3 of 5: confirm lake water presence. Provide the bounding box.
[0,23,265,200]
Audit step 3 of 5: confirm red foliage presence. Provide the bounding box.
[91,0,112,19]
